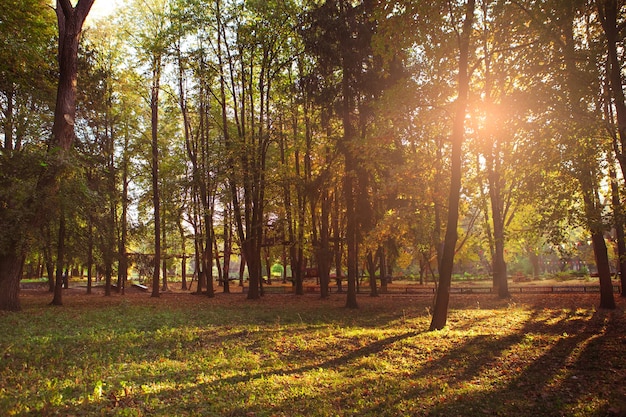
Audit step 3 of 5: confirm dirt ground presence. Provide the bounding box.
[16,275,625,314]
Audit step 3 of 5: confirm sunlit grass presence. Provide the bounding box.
[0,292,623,416]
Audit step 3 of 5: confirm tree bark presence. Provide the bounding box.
[0,250,25,311]
[52,0,94,152]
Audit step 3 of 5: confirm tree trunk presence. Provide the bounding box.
[205,212,215,298]
[239,253,245,287]
[609,167,626,296]
[51,212,66,306]
[430,0,475,331]
[591,232,617,309]
[161,217,168,292]
[222,206,232,293]
[333,186,343,293]
[181,254,187,291]
[597,0,626,178]
[318,185,331,298]
[43,224,55,292]
[150,58,162,299]
[118,132,130,295]
[52,0,95,152]
[344,168,358,309]
[0,250,25,311]
[367,251,378,297]
[379,246,388,293]
[488,167,510,298]
[214,230,223,287]
[87,214,93,294]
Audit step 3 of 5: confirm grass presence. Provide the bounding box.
[0,290,625,416]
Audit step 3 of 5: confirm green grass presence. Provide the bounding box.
[0,292,624,416]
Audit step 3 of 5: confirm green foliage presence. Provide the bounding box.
[0,150,48,255]
[0,294,623,416]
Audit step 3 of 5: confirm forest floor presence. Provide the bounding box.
[2,287,626,416]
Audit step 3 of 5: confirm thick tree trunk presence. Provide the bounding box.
[430,0,475,331]
[0,250,25,311]
[52,0,94,152]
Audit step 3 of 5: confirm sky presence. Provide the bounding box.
[86,0,121,22]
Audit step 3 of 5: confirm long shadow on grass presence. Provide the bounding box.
[360,307,617,417]
[213,330,421,387]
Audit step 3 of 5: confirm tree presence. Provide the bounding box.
[0,0,57,310]
[122,0,171,298]
[0,0,94,310]
[430,0,476,331]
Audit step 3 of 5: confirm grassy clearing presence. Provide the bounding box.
[0,291,625,416]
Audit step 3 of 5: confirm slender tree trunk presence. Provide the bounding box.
[333,186,343,293]
[162,217,168,292]
[597,0,626,178]
[367,251,378,297]
[319,184,331,298]
[178,219,187,291]
[117,131,130,295]
[150,59,162,299]
[181,254,187,291]
[43,225,55,292]
[610,168,626,296]
[340,11,358,309]
[51,212,66,306]
[343,167,358,308]
[214,230,223,287]
[222,206,232,293]
[87,214,93,294]
[239,252,245,287]
[205,212,215,298]
[379,246,388,293]
[430,0,475,331]
[488,165,510,298]
[3,86,14,152]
